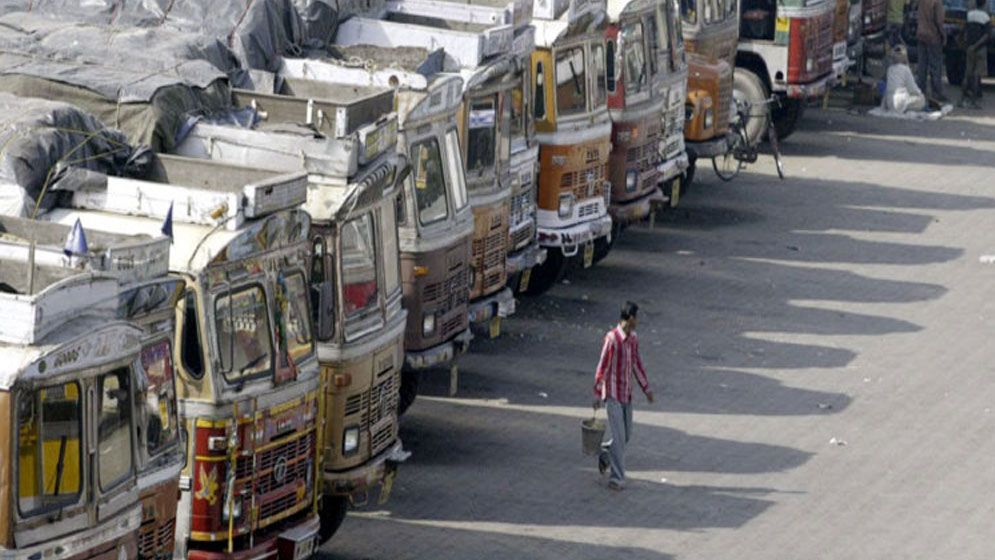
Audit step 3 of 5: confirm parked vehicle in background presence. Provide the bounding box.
[736,0,835,142]
[833,0,865,81]
[279,49,473,412]
[680,0,737,182]
[862,0,888,76]
[39,155,322,560]
[174,85,411,541]
[526,0,614,292]
[0,218,183,560]
[602,0,686,239]
[332,0,535,333]
[939,0,995,85]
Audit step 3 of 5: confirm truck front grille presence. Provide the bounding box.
[138,518,174,560]
[560,164,607,200]
[421,265,468,314]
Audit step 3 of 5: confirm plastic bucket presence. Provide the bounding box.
[581,417,606,456]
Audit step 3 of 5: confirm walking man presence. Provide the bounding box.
[916,0,948,103]
[593,301,654,491]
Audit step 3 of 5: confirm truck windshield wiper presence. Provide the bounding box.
[568,61,582,95]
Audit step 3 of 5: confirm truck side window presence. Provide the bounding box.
[97,369,134,492]
[534,61,546,120]
[181,291,205,379]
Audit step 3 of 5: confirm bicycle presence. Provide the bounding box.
[712,96,786,182]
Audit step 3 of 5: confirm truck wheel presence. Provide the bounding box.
[319,496,348,543]
[944,51,965,87]
[732,68,770,147]
[683,156,696,192]
[592,222,620,265]
[521,249,566,296]
[771,97,804,141]
[398,369,419,416]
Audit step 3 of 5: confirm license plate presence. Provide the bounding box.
[379,468,396,505]
[293,537,316,560]
[670,177,681,208]
[583,242,594,268]
[489,316,501,339]
[519,268,532,292]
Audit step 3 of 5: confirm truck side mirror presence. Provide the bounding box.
[315,280,335,341]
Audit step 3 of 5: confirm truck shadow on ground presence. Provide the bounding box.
[797,103,995,149]
[319,514,677,560]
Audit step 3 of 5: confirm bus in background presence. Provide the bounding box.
[279,50,473,411]
[38,155,322,560]
[735,0,835,143]
[526,0,614,293]
[174,84,411,541]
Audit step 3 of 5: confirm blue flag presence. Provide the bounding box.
[63,218,88,257]
[161,202,174,243]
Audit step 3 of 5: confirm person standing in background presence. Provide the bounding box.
[916,0,949,103]
[960,0,992,107]
[887,0,908,46]
[593,301,655,491]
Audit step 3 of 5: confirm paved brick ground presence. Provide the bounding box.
[319,86,995,560]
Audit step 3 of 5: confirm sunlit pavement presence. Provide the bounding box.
[319,83,995,560]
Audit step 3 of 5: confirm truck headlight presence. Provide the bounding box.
[422,313,436,336]
[703,108,714,130]
[863,14,870,25]
[806,58,815,73]
[222,496,242,522]
[625,170,638,192]
[343,426,360,454]
[558,193,574,218]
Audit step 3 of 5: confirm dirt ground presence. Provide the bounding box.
[320,84,995,559]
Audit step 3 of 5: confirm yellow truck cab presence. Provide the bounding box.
[0,217,184,560]
[279,49,473,412]
[527,0,615,293]
[37,155,322,560]
[173,86,411,541]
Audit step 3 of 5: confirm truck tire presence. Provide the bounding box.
[522,249,566,296]
[592,222,620,265]
[945,50,965,86]
[398,369,419,416]
[683,155,696,192]
[732,68,770,146]
[319,496,348,543]
[771,97,804,141]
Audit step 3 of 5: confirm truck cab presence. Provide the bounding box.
[332,0,535,327]
[37,155,322,560]
[736,0,835,142]
[172,84,411,542]
[604,0,689,227]
[680,0,737,174]
[0,217,184,560]
[279,49,474,410]
[527,0,615,293]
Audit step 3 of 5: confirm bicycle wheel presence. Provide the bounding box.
[712,129,746,182]
[767,122,785,180]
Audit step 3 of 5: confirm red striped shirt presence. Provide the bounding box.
[593,325,650,404]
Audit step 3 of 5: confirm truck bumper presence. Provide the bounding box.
[686,136,729,159]
[468,287,515,324]
[537,214,613,255]
[404,328,472,370]
[786,74,832,99]
[324,440,409,498]
[506,241,546,274]
[657,152,690,183]
[610,188,666,225]
[188,515,320,560]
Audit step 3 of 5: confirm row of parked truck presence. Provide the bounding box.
[0,0,900,558]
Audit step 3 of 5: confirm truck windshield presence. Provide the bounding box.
[410,137,450,225]
[97,369,134,492]
[555,46,587,116]
[17,381,83,516]
[278,272,313,360]
[647,12,665,73]
[139,340,179,457]
[341,214,380,317]
[592,43,608,109]
[215,285,273,383]
[510,82,526,139]
[622,22,648,92]
[466,96,497,175]
[704,0,736,23]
